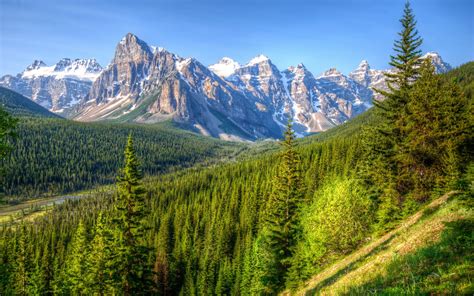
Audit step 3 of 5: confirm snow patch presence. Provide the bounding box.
[209,57,241,77]
[246,54,269,66]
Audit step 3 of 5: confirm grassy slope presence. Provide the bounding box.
[289,192,473,295]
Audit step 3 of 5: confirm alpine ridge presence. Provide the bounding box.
[0,58,103,115]
[0,33,452,140]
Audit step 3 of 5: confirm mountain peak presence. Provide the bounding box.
[296,63,306,69]
[421,52,452,73]
[25,60,47,71]
[209,57,241,77]
[54,58,103,74]
[21,57,102,81]
[220,57,239,64]
[115,33,153,62]
[422,51,441,58]
[321,68,342,77]
[357,60,370,70]
[247,54,270,66]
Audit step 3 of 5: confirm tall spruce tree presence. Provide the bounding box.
[0,106,17,204]
[86,212,113,295]
[65,220,88,294]
[401,59,471,199]
[376,0,423,103]
[112,134,153,295]
[0,106,17,160]
[363,0,424,227]
[14,223,32,296]
[264,120,305,290]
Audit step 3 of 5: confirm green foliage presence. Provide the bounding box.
[0,124,363,294]
[261,120,306,291]
[85,212,114,295]
[0,87,60,118]
[345,218,474,295]
[362,2,472,230]
[287,178,373,285]
[0,106,17,161]
[443,61,474,100]
[0,19,472,293]
[401,60,472,198]
[112,135,154,295]
[382,1,422,94]
[65,221,88,294]
[2,118,242,199]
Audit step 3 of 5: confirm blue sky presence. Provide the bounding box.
[0,0,472,76]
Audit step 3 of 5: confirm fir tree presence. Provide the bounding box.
[401,59,471,199]
[86,212,113,295]
[65,220,88,294]
[112,134,154,295]
[264,120,305,290]
[0,106,17,160]
[363,0,424,227]
[14,223,32,296]
[0,106,17,204]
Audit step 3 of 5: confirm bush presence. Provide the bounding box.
[287,178,374,285]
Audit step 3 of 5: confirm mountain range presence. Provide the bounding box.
[0,33,452,140]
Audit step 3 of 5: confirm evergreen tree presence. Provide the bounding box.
[264,120,305,290]
[401,59,472,199]
[363,0,424,227]
[86,212,113,295]
[65,220,88,294]
[14,223,32,296]
[112,134,154,295]
[40,244,53,295]
[382,1,423,95]
[0,106,17,204]
[0,106,17,160]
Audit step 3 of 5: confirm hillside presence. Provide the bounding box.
[0,86,61,118]
[289,192,473,295]
[2,118,245,199]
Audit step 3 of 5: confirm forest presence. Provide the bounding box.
[0,2,473,295]
[1,118,244,199]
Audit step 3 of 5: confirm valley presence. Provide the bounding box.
[0,1,472,295]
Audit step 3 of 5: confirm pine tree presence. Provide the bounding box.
[14,223,32,296]
[363,1,424,227]
[65,220,88,294]
[0,106,17,160]
[153,214,172,295]
[112,134,153,295]
[264,120,305,290]
[0,106,17,204]
[86,212,113,295]
[401,59,471,199]
[376,0,423,102]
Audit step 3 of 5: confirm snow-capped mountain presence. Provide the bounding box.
[74,34,454,140]
[422,52,452,73]
[0,58,102,114]
[76,33,280,140]
[0,33,453,140]
[209,57,241,77]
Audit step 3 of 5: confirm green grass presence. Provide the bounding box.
[345,216,474,295]
[290,193,473,295]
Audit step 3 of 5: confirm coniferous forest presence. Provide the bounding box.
[0,2,473,295]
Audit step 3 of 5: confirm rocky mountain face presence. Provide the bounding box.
[76,34,280,140]
[0,58,102,115]
[75,36,453,140]
[423,52,452,73]
[0,33,452,140]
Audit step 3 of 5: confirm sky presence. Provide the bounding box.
[0,0,473,76]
